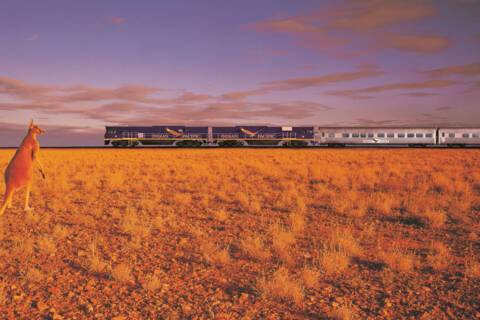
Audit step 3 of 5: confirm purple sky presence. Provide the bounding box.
[1,0,479,146]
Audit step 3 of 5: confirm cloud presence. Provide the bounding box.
[381,34,451,53]
[222,66,384,99]
[106,16,126,25]
[424,62,480,77]
[61,84,161,103]
[0,76,55,100]
[67,100,333,125]
[327,79,461,98]
[328,0,436,31]
[400,92,440,97]
[247,0,449,56]
[435,106,452,111]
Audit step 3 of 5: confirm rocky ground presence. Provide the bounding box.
[0,149,478,319]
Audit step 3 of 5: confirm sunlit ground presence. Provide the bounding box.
[0,149,479,319]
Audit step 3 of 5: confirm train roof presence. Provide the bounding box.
[105,125,480,129]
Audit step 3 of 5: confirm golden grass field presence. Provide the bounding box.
[0,149,479,319]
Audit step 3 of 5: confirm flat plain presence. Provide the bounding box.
[0,149,479,319]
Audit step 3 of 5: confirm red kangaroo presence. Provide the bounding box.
[0,120,46,216]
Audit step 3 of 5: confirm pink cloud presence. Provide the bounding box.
[327,79,461,98]
[0,76,55,100]
[106,16,126,25]
[382,34,451,53]
[424,62,480,77]
[328,0,435,31]
[222,66,384,100]
[247,0,449,56]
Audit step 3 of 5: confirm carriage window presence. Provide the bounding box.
[426,133,433,138]
[462,133,470,138]
[352,133,359,138]
[322,132,325,137]
[398,133,405,138]
[377,133,385,138]
[342,133,350,138]
[407,133,414,138]
[449,133,455,138]
[367,133,374,138]
[387,133,394,138]
[360,133,366,138]
[416,133,423,138]
[473,133,479,138]
[328,133,335,138]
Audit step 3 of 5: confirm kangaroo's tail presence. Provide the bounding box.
[0,185,14,216]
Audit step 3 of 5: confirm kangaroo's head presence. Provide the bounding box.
[29,120,46,135]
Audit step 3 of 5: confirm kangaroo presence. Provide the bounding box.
[0,120,46,216]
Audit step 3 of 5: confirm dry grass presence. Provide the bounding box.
[289,211,306,234]
[328,228,363,257]
[199,240,231,266]
[329,303,354,320]
[0,149,478,319]
[427,241,450,272]
[88,242,108,274]
[269,224,296,265]
[319,249,350,275]
[52,224,69,240]
[257,267,303,307]
[111,263,134,284]
[421,210,447,228]
[379,247,416,273]
[37,236,57,256]
[143,273,162,291]
[301,266,320,289]
[240,233,271,262]
[121,207,151,239]
[465,259,480,278]
[214,209,229,222]
[26,268,44,283]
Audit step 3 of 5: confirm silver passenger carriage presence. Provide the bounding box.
[315,127,437,146]
[438,128,480,146]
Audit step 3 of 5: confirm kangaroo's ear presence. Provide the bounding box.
[29,119,34,128]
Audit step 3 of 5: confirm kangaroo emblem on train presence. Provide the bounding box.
[166,128,184,138]
[0,120,46,216]
[240,127,261,137]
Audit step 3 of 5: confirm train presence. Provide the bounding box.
[104,125,480,147]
